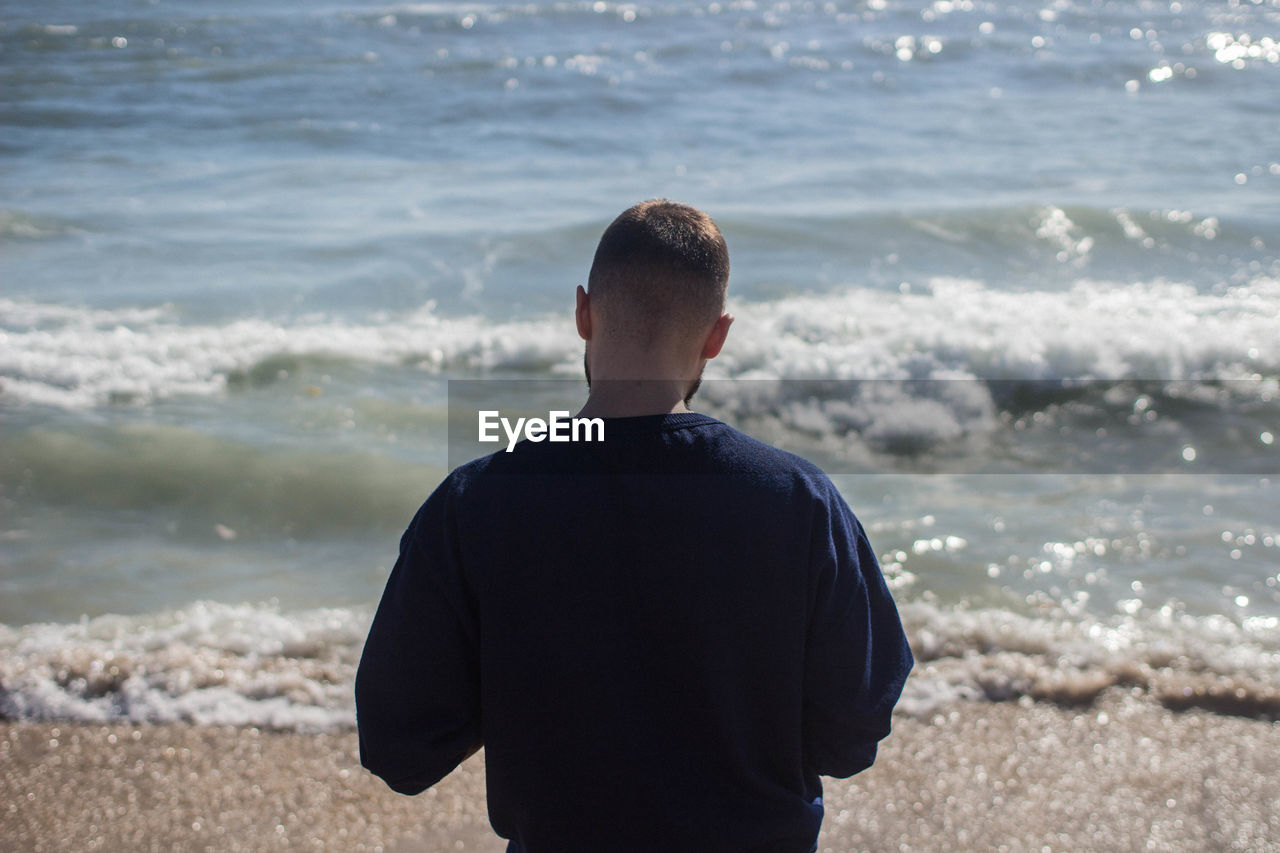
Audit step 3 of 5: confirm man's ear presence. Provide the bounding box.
[575,285,592,341]
[701,312,734,360]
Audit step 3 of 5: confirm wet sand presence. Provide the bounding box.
[3,693,1277,852]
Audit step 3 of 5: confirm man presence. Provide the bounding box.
[356,200,913,852]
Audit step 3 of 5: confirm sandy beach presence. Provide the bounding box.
[4,692,1276,852]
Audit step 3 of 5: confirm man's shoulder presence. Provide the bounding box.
[432,451,502,496]
[698,418,836,488]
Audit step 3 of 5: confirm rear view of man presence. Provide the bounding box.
[356,200,913,852]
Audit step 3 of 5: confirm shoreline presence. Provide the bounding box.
[3,693,1276,852]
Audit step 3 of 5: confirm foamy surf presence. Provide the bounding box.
[0,298,572,409]
[897,602,1280,720]
[2,276,1276,410]
[0,602,367,732]
[2,600,1276,732]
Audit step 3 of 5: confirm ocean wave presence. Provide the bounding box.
[0,423,441,535]
[717,276,1278,383]
[897,602,1280,720]
[699,276,1279,465]
[0,298,571,409]
[721,204,1267,280]
[3,277,1276,410]
[3,600,1276,732]
[0,602,366,732]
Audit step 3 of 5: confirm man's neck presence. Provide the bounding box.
[576,379,692,419]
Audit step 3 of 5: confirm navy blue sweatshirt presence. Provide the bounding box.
[356,413,912,852]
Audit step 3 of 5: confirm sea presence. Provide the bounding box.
[1,0,1277,735]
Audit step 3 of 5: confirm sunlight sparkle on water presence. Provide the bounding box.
[1206,32,1280,67]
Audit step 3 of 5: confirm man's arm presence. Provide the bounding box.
[802,483,913,779]
[355,485,482,794]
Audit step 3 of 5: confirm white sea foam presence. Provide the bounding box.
[0,602,369,732]
[2,277,1277,409]
[896,601,1280,719]
[0,299,571,409]
[715,277,1279,383]
[2,599,1276,731]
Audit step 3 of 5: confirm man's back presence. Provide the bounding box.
[356,412,913,852]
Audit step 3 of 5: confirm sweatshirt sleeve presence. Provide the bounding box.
[802,482,913,779]
[355,482,482,795]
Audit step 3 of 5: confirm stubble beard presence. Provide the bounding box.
[584,344,704,408]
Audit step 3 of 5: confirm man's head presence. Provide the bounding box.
[575,201,732,410]
[585,200,730,350]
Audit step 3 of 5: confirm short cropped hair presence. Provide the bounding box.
[587,200,729,346]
